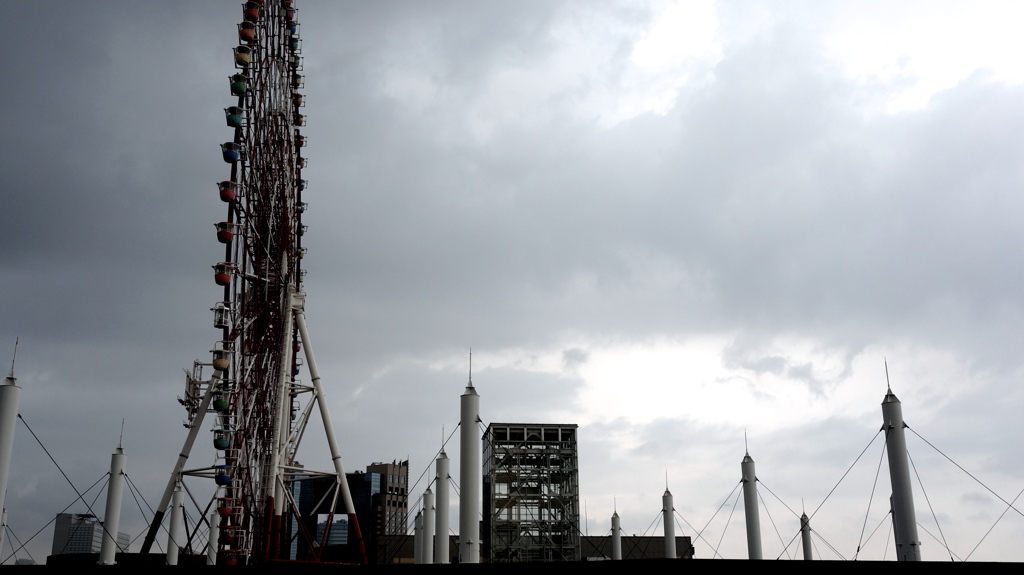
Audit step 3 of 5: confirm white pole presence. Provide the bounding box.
[741,452,762,559]
[663,489,676,559]
[459,376,480,563]
[423,488,435,564]
[800,513,812,560]
[208,512,219,565]
[413,510,423,564]
[142,380,216,553]
[0,372,22,533]
[611,511,621,560]
[271,307,294,517]
[882,386,921,561]
[434,450,450,563]
[293,302,356,515]
[98,446,127,565]
[167,484,184,565]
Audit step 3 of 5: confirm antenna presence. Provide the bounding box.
[8,337,18,378]
[884,357,891,392]
[744,429,748,454]
[614,495,617,513]
[119,419,125,449]
[665,470,668,490]
[468,348,473,386]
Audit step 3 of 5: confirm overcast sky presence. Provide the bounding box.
[2,0,1023,563]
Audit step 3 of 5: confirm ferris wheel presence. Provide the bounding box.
[140,1,364,564]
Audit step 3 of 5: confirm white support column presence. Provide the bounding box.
[800,513,812,560]
[142,380,216,553]
[434,450,450,563]
[663,489,676,559]
[167,484,184,565]
[98,446,127,565]
[459,377,480,563]
[741,452,762,559]
[413,510,423,564]
[0,370,22,536]
[208,512,219,565]
[882,387,921,561]
[611,511,622,560]
[423,488,435,564]
[293,301,356,515]
[271,307,295,517]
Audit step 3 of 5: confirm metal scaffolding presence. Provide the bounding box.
[483,424,580,562]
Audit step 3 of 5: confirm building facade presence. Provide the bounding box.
[483,423,580,562]
[51,513,129,556]
[366,460,409,537]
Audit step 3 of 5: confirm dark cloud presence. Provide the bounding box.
[1,0,1022,563]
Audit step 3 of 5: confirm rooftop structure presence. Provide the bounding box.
[483,423,580,562]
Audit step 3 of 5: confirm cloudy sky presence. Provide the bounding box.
[2,0,1023,563]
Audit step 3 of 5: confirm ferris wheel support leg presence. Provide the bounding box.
[140,374,218,554]
[292,295,367,564]
[269,303,295,560]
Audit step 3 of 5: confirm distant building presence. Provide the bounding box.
[51,513,129,556]
[316,517,348,545]
[366,460,409,537]
[483,423,580,562]
[289,460,409,564]
[288,467,314,560]
[288,474,361,562]
[364,460,409,564]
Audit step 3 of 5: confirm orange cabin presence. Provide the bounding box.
[243,2,261,22]
[238,21,256,43]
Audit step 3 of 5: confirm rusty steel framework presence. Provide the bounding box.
[141,1,365,564]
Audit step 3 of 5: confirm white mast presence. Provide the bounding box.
[881,365,921,561]
[98,445,127,565]
[413,509,423,564]
[0,341,22,541]
[663,484,676,559]
[208,511,219,565]
[434,449,450,563]
[741,450,762,559]
[423,487,435,564]
[800,513,812,560]
[167,484,184,565]
[459,354,480,563]
[611,507,622,560]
